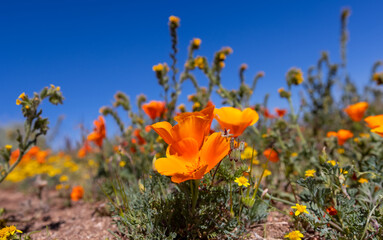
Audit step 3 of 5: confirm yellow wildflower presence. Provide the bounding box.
[262,134,268,138]
[358,178,368,184]
[192,102,201,111]
[305,169,316,178]
[291,152,298,157]
[194,56,205,69]
[264,169,271,177]
[291,203,309,216]
[218,52,226,60]
[234,176,250,187]
[56,184,63,190]
[59,175,68,182]
[359,133,370,138]
[353,137,359,143]
[284,230,304,240]
[0,225,23,239]
[337,148,345,154]
[18,92,26,99]
[340,168,348,175]
[5,145,12,150]
[192,38,201,47]
[152,63,164,72]
[119,161,126,167]
[219,61,225,68]
[169,15,180,25]
[16,99,22,105]
[177,104,186,112]
[327,160,336,166]
[88,159,97,167]
[241,147,257,160]
[252,159,260,165]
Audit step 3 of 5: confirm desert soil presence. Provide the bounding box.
[0,187,116,240]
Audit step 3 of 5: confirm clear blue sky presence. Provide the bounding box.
[1,0,382,148]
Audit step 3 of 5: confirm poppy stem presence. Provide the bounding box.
[191,179,200,213]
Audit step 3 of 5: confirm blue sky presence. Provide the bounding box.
[0,0,382,148]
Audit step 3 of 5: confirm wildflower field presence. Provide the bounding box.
[1,4,383,240]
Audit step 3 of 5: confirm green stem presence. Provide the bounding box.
[360,196,382,240]
[229,182,234,216]
[287,96,307,147]
[191,179,200,213]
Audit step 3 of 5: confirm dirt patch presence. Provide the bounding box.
[0,188,117,240]
[249,210,292,239]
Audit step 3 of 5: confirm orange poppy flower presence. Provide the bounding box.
[263,148,279,163]
[9,149,20,165]
[344,102,369,122]
[152,106,230,183]
[262,108,275,119]
[133,129,146,145]
[36,149,49,164]
[77,140,92,158]
[370,125,383,137]
[152,106,215,157]
[154,132,229,183]
[214,107,259,137]
[145,125,152,132]
[326,206,337,216]
[87,116,106,147]
[364,115,383,129]
[71,186,84,201]
[337,129,353,146]
[327,131,338,138]
[275,108,287,117]
[26,146,40,158]
[142,100,166,120]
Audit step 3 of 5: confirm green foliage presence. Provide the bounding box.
[104,172,250,240]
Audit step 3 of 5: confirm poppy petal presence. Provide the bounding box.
[200,132,230,173]
[151,121,173,144]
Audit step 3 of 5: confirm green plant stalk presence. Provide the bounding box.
[246,145,256,197]
[238,187,243,221]
[191,179,200,213]
[253,151,271,199]
[287,97,307,147]
[360,196,383,240]
[229,181,234,216]
[276,130,287,151]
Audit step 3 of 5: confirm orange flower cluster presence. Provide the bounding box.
[263,148,279,162]
[344,102,369,121]
[214,107,259,137]
[326,206,337,216]
[77,140,92,158]
[365,115,383,137]
[327,129,353,145]
[142,101,167,120]
[87,116,106,147]
[151,106,230,183]
[262,108,275,119]
[275,108,287,117]
[71,186,84,201]
[10,146,50,165]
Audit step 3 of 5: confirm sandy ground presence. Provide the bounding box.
[1,187,322,240]
[0,188,117,240]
